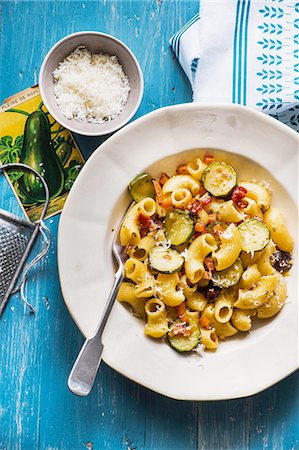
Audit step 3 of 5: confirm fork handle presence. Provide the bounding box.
[68,269,123,396]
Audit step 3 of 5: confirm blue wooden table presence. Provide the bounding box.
[0,1,298,449]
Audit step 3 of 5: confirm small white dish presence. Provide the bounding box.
[58,103,298,400]
[39,31,144,136]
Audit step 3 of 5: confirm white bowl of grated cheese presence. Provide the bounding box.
[39,31,144,136]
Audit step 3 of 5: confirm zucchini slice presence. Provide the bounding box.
[128,173,155,202]
[237,218,270,253]
[202,162,237,197]
[148,246,184,273]
[168,320,200,352]
[164,210,194,246]
[212,258,244,288]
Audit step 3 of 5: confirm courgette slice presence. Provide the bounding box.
[212,258,244,288]
[202,162,237,197]
[164,210,194,246]
[128,173,155,202]
[148,246,184,273]
[168,320,200,352]
[237,218,270,252]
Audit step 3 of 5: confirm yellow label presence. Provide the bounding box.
[0,86,85,222]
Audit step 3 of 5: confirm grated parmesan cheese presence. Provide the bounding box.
[53,46,130,123]
[180,248,189,260]
[156,239,172,249]
[222,227,234,240]
[192,343,206,357]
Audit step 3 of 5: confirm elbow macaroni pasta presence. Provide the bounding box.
[185,233,217,283]
[171,188,193,208]
[264,208,294,253]
[162,174,200,196]
[117,282,147,319]
[187,157,207,179]
[231,308,256,331]
[239,264,261,289]
[241,197,263,219]
[156,273,185,307]
[144,299,168,338]
[256,273,287,318]
[118,154,294,353]
[130,236,156,261]
[120,198,156,246]
[240,181,271,211]
[256,240,276,276]
[211,200,245,223]
[235,274,279,309]
[212,224,241,270]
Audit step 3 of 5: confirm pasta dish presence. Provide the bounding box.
[117,153,294,353]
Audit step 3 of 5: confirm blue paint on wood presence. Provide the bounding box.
[0,1,298,449]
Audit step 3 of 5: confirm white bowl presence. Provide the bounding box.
[39,31,144,136]
[58,103,298,400]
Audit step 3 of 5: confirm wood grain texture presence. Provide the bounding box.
[0,1,298,449]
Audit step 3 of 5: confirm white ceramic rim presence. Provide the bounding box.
[58,103,299,400]
[39,31,144,136]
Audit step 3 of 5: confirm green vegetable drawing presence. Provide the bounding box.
[64,160,82,191]
[55,139,72,167]
[0,134,24,182]
[17,110,65,202]
[1,103,84,214]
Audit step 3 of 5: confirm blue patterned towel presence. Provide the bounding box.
[170,1,299,132]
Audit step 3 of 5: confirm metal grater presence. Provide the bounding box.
[0,210,39,315]
[0,163,49,315]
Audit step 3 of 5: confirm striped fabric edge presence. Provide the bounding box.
[191,57,199,83]
[169,12,200,59]
[232,0,251,105]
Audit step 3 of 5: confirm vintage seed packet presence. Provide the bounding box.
[0,86,85,222]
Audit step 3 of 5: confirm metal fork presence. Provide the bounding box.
[68,216,126,396]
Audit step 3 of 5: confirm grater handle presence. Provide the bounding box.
[0,163,50,222]
[68,268,124,396]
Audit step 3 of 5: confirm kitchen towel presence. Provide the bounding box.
[170,1,299,131]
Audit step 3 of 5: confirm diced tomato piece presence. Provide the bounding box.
[234,186,247,196]
[140,228,148,238]
[190,201,202,214]
[201,195,211,207]
[204,257,215,271]
[203,270,212,280]
[152,180,163,204]
[176,303,186,317]
[199,183,207,196]
[159,173,169,185]
[195,222,207,234]
[138,214,152,228]
[169,322,191,337]
[161,197,173,209]
[236,200,248,209]
[187,194,211,214]
[212,224,223,236]
[180,314,190,324]
[208,213,217,224]
[177,164,189,174]
[148,219,163,232]
[204,154,215,165]
[199,315,210,329]
[231,186,248,208]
